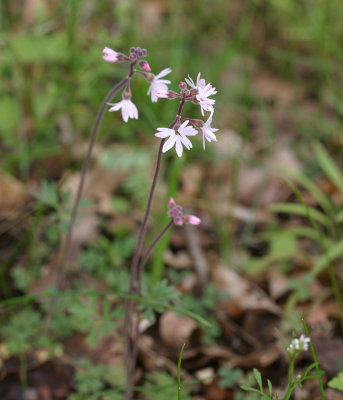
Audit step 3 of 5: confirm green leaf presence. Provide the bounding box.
[312,238,343,276]
[283,168,336,221]
[240,385,261,394]
[0,96,20,145]
[314,142,343,198]
[218,366,244,388]
[270,202,331,229]
[328,372,343,391]
[253,368,263,391]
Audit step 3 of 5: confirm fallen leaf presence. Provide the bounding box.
[159,311,198,348]
[0,173,28,218]
[211,262,281,317]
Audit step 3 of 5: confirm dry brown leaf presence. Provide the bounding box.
[0,173,28,218]
[307,300,340,325]
[159,311,197,348]
[164,250,193,269]
[311,334,343,376]
[211,262,281,317]
[228,344,280,368]
[268,270,289,300]
[237,145,301,207]
[63,165,125,215]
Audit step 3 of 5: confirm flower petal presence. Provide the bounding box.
[175,137,183,157]
[163,134,176,152]
[155,127,175,138]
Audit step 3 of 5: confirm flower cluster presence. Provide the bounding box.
[102,46,172,122]
[287,335,311,356]
[102,47,218,156]
[168,198,201,226]
[154,73,218,157]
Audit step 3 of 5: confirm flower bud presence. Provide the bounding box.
[139,60,151,72]
[179,81,187,90]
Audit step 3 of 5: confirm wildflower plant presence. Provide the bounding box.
[241,332,325,400]
[58,45,218,397]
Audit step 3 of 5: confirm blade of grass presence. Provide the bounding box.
[314,141,343,198]
[302,319,326,400]
[282,177,343,331]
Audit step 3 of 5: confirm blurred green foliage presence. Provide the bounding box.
[1,0,343,172]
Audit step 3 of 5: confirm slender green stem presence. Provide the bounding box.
[178,344,185,400]
[283,357,295,400]
[302,319,326,400]
[19,353,28,388]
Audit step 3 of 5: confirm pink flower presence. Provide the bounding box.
[102,47,119,63]
[107,98,138,122]
[168,198,201,226]
[201,112,218,149]
[147,67,172,102]
[185,72,217,116]
[155,120,198,157]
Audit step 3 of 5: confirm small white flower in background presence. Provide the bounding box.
[168,197,201,226]
[147,68,172,102]
[107,98,138,123]
[155,120,198,157]
[185,72,217,115]
[287,334,311,355]
[102,47,119,63]
[200,112,218,149]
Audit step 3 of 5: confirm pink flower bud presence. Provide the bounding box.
[139,60,151,72]
[167,197,201,226]
[184,215,201,225]
[102,47,119,63]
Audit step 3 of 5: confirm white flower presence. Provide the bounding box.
[185,72,217,116]
[155,120,198,157]
[201,113,218,149]
[147,68,172,102]
[287,334,310,355]
[107,98,138,122]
